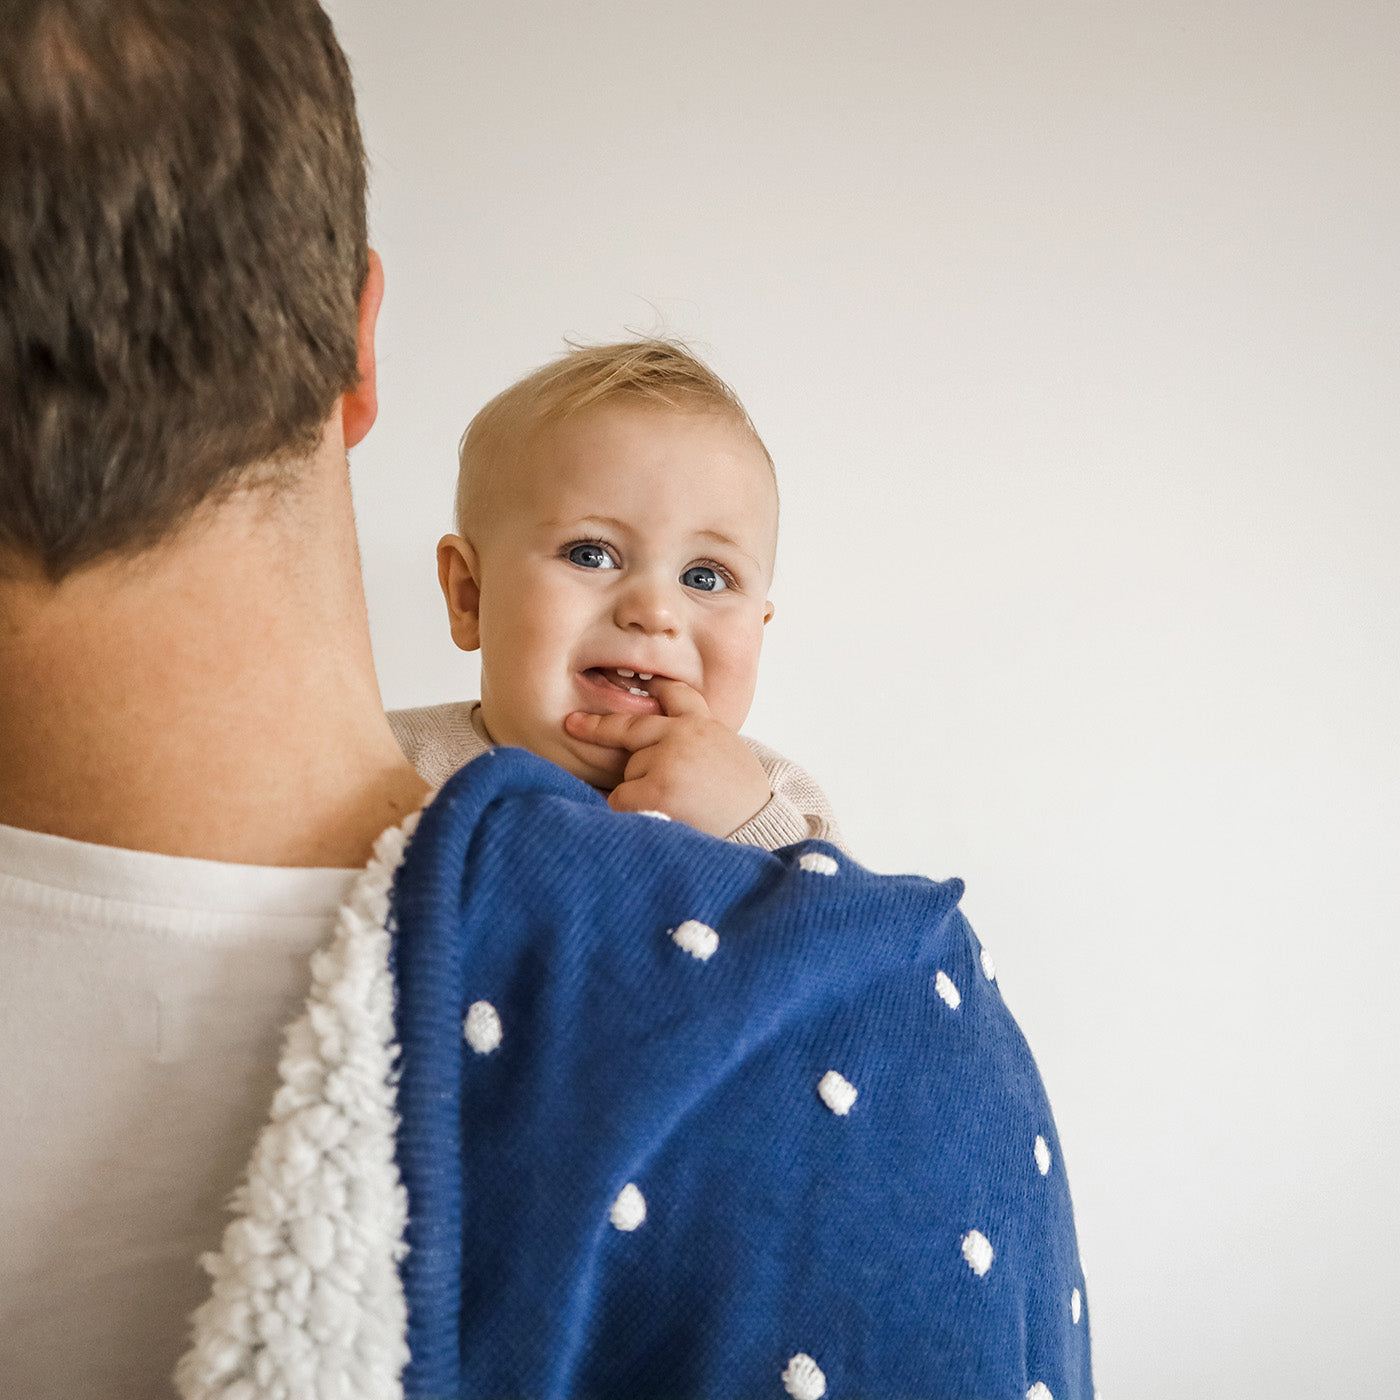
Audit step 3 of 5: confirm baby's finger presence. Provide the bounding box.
[647,676,711,719]
[564,710,671,752]
[607,777,655,816]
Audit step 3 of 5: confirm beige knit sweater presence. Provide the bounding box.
[387,701,846,854]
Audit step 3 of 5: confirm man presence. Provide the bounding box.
[0,2,426,1394]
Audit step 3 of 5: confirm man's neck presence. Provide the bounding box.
[0,444,428,868]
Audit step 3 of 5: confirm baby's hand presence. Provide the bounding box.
[564,680,773,838]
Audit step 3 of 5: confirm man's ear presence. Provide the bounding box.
[342,248,385,449]
[763,599,775,625]
[438,534,483,652]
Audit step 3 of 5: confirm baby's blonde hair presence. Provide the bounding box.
[455,338,774,535]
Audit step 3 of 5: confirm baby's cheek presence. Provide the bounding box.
[704,640,764,729]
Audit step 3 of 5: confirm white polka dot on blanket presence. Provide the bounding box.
[1072,1287,1082,1324]
[1026,1384,1053,1400]
[609,1183,646,1232]
[934,970,961,1009]
[671,920,719,961]
[817,1070,858,1116]
[980,945,997,981]
[1035,1134,1052,1176]
[798,851,839,875]
[463,1000,502,1054]
[961,1229,994,1277]
[782,1352,826,1400]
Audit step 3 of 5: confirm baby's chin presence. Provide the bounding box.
[480,706,622,791]
[541,728,627,793]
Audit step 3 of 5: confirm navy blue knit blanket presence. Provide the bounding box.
[390,748,1094,1400]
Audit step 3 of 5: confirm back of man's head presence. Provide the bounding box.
[0,0,368,581]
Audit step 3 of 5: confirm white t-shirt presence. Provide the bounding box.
[0,821,358,1400]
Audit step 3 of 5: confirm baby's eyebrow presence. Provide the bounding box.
[695,529,762,568]
[542,514,627,534]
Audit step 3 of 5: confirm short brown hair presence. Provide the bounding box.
[456,338,775,535]
[0,0,368,579]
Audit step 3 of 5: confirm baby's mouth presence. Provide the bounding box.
[586,666,657,698]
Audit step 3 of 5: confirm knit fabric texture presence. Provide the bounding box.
[390,747,1093,1400]
[387,700,848,853]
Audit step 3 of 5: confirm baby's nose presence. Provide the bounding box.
[613,574,679,636]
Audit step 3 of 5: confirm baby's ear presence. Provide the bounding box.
[763,599,775,625]
[437,534,482,652]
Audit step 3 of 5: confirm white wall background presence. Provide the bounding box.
[326,1,1400,1393]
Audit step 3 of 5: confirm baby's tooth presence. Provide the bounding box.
[617,668,636,677]
[637,673,654,681]
[628,687,648,697]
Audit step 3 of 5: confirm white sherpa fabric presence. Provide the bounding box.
[174,813,420,1400]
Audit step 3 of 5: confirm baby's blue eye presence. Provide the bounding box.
[681,564,727,593]
[567,542,618,569]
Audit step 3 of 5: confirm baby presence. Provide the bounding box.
[389,339,844,852]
